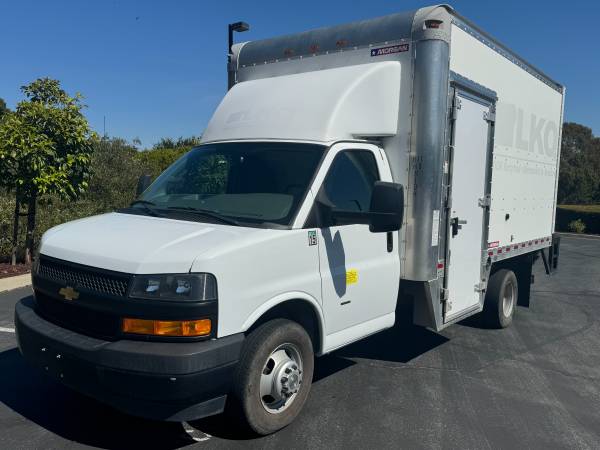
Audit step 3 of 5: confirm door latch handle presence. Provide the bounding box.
[451,217,467,237]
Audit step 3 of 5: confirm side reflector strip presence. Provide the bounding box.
[485,236,551,257]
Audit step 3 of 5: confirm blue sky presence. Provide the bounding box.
[1,1,598,147]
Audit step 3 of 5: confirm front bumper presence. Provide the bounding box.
[15,297,244,421]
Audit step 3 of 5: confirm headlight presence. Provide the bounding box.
[129,273,217,301]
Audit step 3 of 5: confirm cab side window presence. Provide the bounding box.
[322,150,379,212]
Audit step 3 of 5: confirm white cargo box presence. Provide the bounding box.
[204,4,564,330]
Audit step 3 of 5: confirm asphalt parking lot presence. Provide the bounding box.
[1,234,600,449]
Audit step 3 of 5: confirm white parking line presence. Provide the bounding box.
[182,422,211,442]
[0,326,15,333]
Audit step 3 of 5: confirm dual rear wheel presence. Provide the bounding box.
[482,268,518,328]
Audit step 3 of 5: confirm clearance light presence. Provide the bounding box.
[122,318,211,337]
[424,19,443,29]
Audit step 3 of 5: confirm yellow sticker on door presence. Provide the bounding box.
[346,269,359,285]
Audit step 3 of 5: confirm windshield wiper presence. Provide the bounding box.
[128,199,163,217]
[166,206,240,226]
[130,199,157,207]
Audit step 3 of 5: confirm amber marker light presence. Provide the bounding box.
[122,318,211,337]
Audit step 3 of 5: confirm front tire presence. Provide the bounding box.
[232,319,314,435]
[482,268,518,328]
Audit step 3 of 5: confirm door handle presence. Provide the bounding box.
[451,217,467,237]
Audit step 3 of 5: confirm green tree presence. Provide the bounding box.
[88,137,144,210]
[0,98,8,120]
[136,146,189,178]
[558,123,600,204]
[0,78,96,264]
[152,136,201,150]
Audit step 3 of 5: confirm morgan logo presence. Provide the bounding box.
[370,44,409,57]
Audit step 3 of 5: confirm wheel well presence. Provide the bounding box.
[246,299,322,353]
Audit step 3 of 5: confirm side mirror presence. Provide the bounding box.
[136,174,152,197]
[369,182,404,233]
[315,182,404,232]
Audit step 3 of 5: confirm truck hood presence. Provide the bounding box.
[40,212,261,274]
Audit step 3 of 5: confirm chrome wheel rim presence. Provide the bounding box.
[502,280,516,318]
[259,343,303,414]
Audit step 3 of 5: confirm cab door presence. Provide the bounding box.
[308,143,400,349]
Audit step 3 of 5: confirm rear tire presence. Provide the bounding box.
[482,268,518,328]
[232,319,314,435]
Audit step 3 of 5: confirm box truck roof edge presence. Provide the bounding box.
[228,4,562,92]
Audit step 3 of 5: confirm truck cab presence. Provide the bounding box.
[17,135,404,434]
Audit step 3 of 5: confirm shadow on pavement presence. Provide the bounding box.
[334,322,449,362]
[1,319,449,445]
[0,348,197,449]
[189,320,449,440]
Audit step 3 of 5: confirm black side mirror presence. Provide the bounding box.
[136,174,152,197]
[369,182,404,233]
[314,182,404,232]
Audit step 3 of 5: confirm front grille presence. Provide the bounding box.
[38,256,130,297]
[35,290,120,339]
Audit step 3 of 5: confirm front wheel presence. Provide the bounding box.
[232,319,314,435]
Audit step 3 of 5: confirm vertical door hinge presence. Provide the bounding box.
[442,288,452,315]
[478,194,491,208]
[474,281,486,293]
[440,287,449,302]
[444,184,451,208]
[451,98,462,120]
[483,109,496,123]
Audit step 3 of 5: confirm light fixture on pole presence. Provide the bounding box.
[227,21,250,90]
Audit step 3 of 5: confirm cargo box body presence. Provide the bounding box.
[204,4,564,330]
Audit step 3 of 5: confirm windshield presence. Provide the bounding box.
[133,142,325,227]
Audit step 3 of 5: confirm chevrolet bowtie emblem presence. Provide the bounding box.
[59,286,79,301]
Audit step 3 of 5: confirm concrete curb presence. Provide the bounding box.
[556,232,600,239]
[0,273,32,293]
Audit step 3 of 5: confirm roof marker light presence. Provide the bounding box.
[424,19,443,29]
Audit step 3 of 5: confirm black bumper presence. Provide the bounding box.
[15,297,244,421]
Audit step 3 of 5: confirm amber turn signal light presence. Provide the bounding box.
[122,318,211,337]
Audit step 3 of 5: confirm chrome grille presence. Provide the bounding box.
[38,257,130,297]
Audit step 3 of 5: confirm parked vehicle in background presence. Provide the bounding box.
[16,4,563,435]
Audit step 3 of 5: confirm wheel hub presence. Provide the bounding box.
[260,344,303,413]
[278,361,301,396]
[502,280,515,318]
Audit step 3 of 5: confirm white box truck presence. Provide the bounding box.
[16,4,564,434]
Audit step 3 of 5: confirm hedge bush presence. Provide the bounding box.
[556,205,600,234]
[0,137,197,261]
